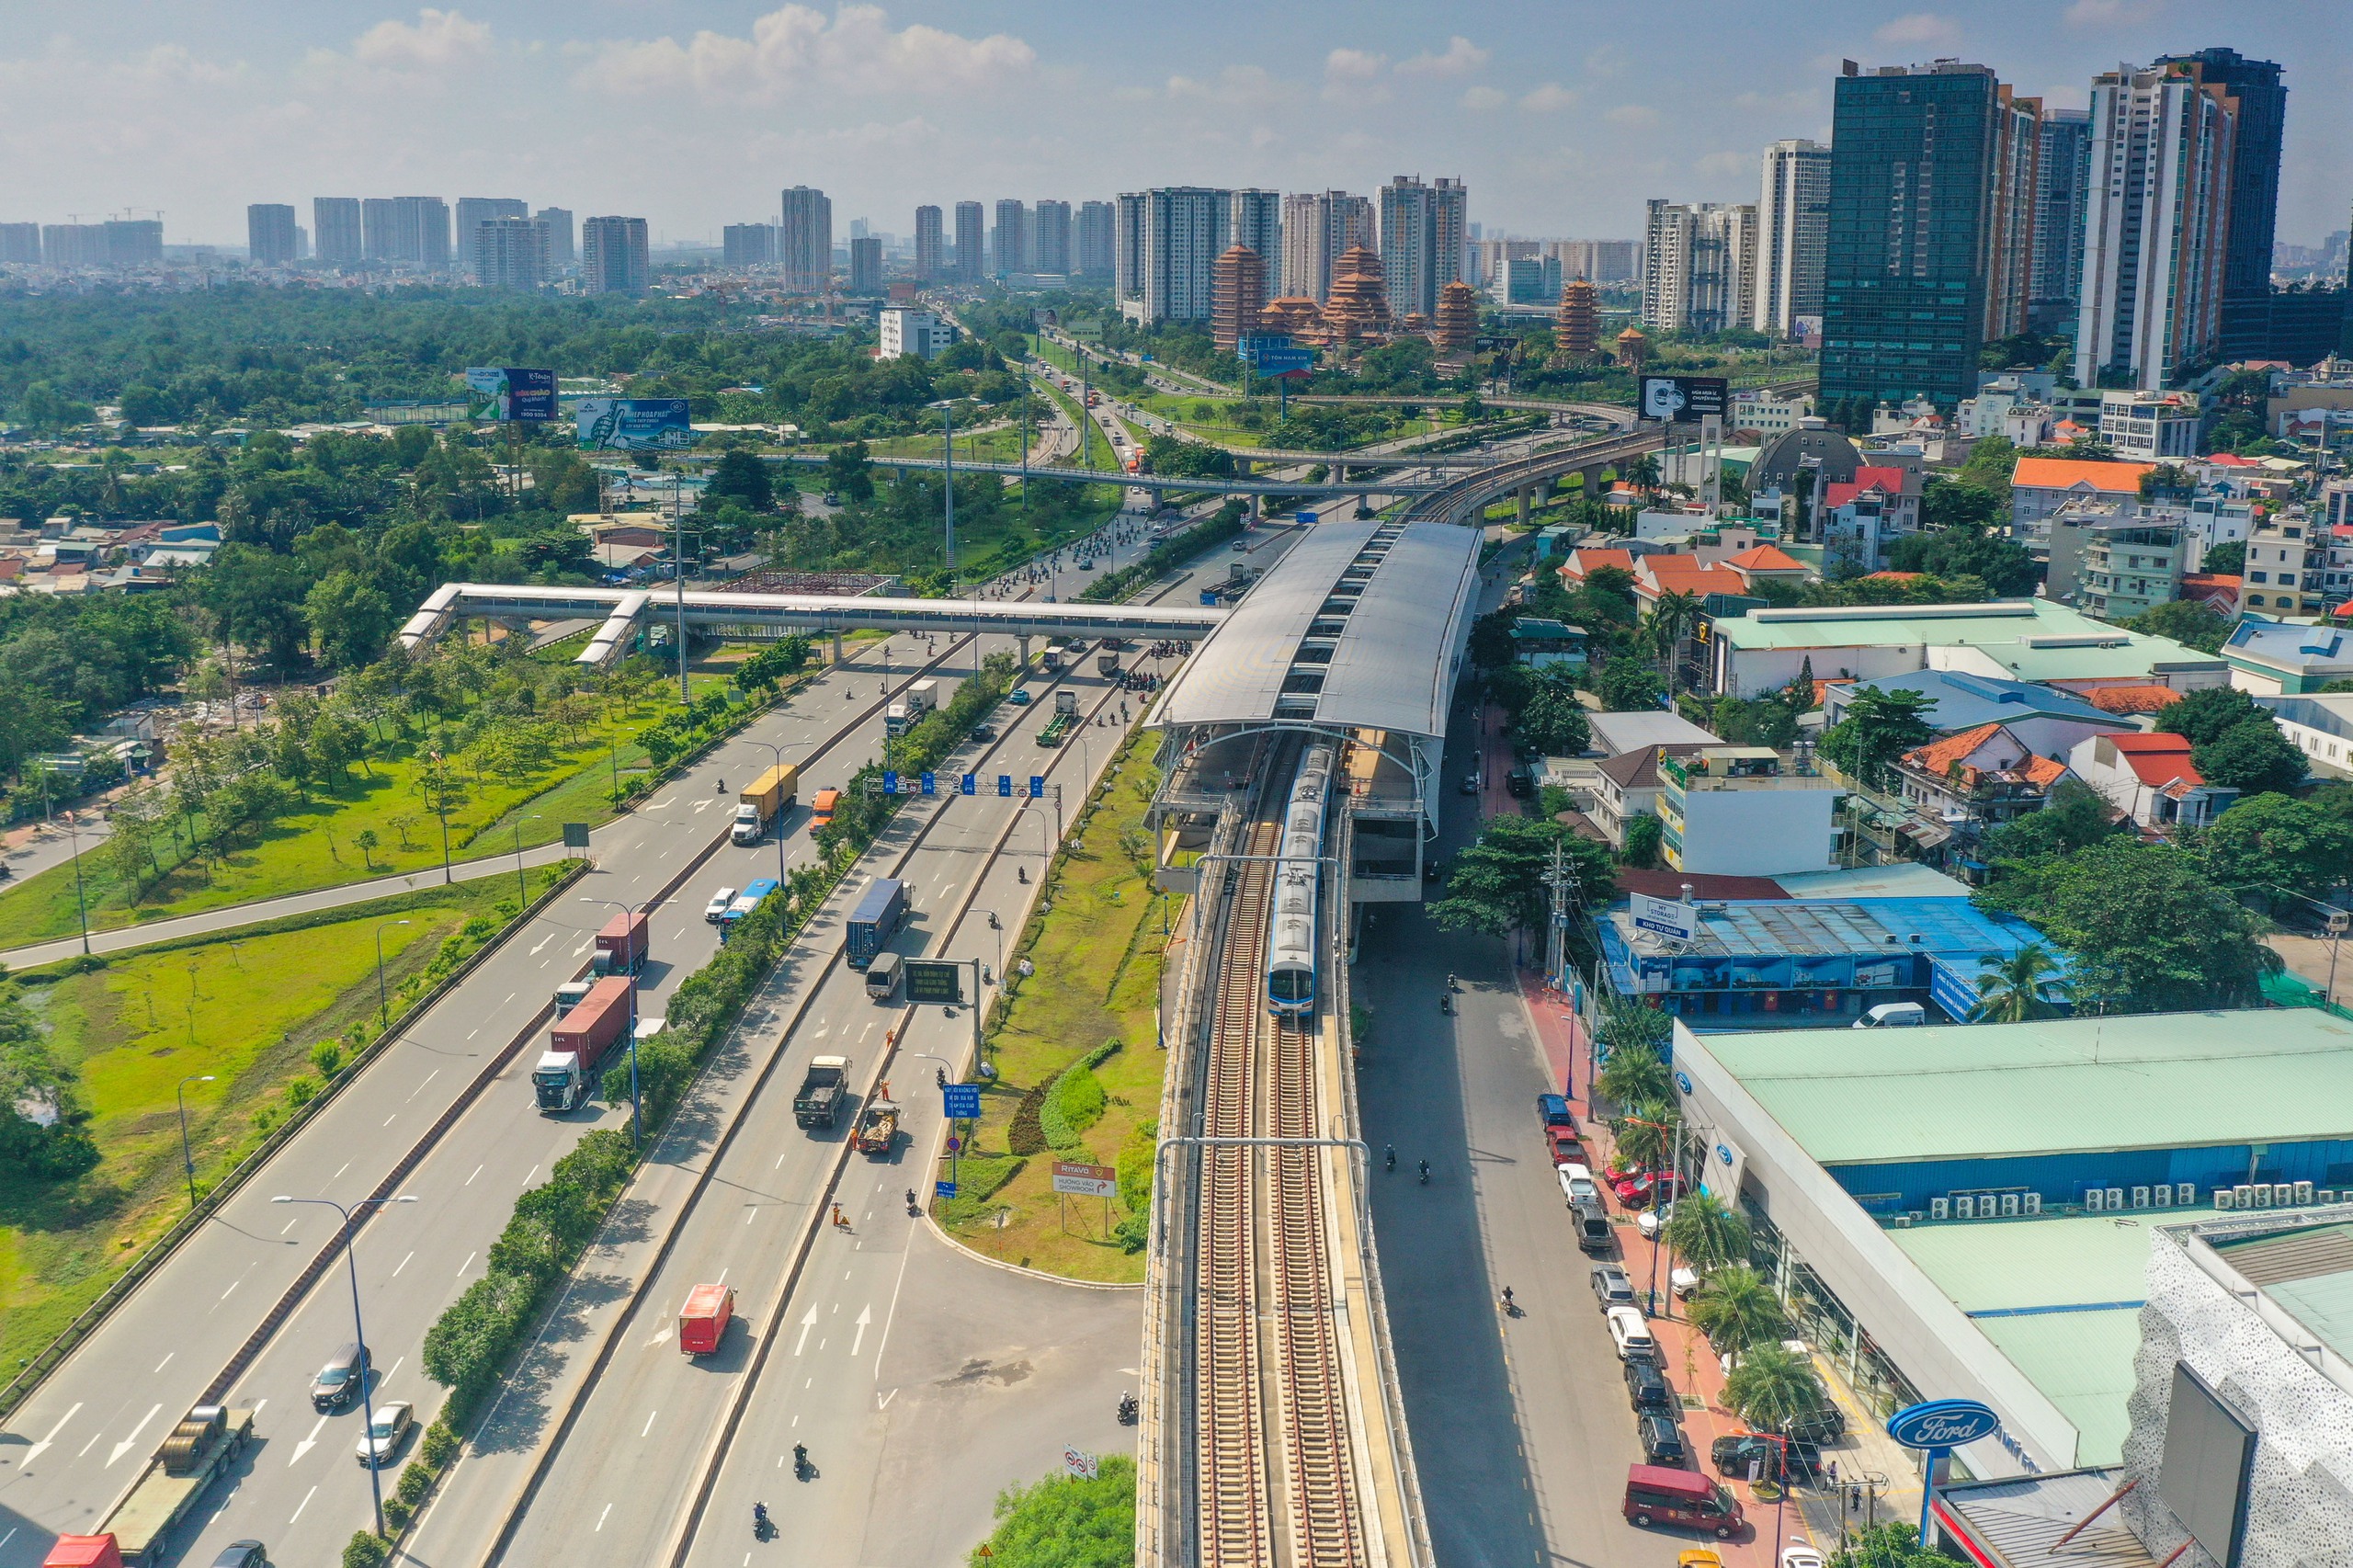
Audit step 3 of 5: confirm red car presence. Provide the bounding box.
[1547,1127,1586,1164]
[1614,1171,1685,1209]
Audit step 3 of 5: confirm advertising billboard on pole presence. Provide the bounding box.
[574,397,695,451]
[463,367,558,423]
[1637,374,1729,422]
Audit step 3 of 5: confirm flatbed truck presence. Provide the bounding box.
[53,1403,257,1566]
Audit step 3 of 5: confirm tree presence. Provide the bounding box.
[2157,685,2273,747]
[1829,1523,1963,1568]
[1920,477,2001,533]
[1662,1190,1752,1273]
[1611,1100,1677,1169]
[1883,527,2040,596]
[1590,655,1664,712]
[2200,540,2245,575]
[1974,837,2276,1013]
[1642,590,1703,696]
[971,1454,1135,1568]
[824,440,874,501]
[1972,943,2062,1022]
[1620,813,1663,869]
[1431,816,1616,939]
[2198,792,2353,900]
[1517,673,1592,756]
[1983,778,2120,862]
[304,571,398,670]
[1722,1342,1826,1433]
[1688,1266,1785,1362]
[203,543,314,672]
[2128,598,2234,654]
[704,445,774,511]
[2192,721,2307,799]
[0,984,99,1179]
[1618,453,1660,492]
[1818,687,1938,790]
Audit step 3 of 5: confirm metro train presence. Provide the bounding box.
[1266,745,1336,1016]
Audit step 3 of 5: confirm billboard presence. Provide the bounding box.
[903,959,965,1006]
[1051,1161,1119,1198]
[1629,892,1699,943]
[1237,335,1314,375]
[575,397,695,451]
[1638,374,1729,423]
[463,367,557,424]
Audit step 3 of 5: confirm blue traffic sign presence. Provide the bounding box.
[1029,775,1045,799]
[942,1084,983,1119]
[997,775,1013,797]
[936,1180,957,1199]
[961,772,976,796]
[921,771,936,796]
[882,769,899,795]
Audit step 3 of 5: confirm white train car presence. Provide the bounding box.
[1266,745,1335,1015]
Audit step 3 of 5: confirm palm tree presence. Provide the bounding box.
[1722,1342,1824,1432]
[1642,590,1705,699]
[1662,1190,1752,1273]
[1688,1266,1786,1363]
[1972,943,2061,1023]
[1596,1004,1672,1108]
[1611,1099,1677,1170]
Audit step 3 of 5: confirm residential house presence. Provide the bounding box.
[2237,511,2324,616]
[1586,710,1720,756]
[1586,743,1704,848]
[2078,519,2190,621]
[2066,730,2235,830]
[1816,463,1924,573]
[2252,694,2353,780]
[1822,669,2133,759]
[2097,391,2200,460]
[1716,543,1811,590]
[1657,744,1843,878]
[1888,721,2075,849]
[2008,457,2156,545]
[2042,496,2139,600]
[1508,618,1587,669]
[2222,619,2353,695]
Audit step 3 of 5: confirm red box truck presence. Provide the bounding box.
[679,1283,734,1356]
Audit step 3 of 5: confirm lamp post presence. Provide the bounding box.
[426,749,453,885]
[743,740,793,892]
[927,399,960,572]
[63,810,91,956]
[372,919,411,1028]
[175,1074,214,1206]
[1620,1111,1680,1315]
[272,1193,418,1538]
[579,895,650,1146]
[511,814,542,907]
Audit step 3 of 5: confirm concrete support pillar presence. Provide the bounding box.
[1518,484,1531,527]
[830,630,845,665]
[1582,464,1608,496]
[1248,494,1262,521]
[1017,634,1032,667]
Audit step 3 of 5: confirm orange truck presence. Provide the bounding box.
[808,787,841,838]
[679,1282,735,1356]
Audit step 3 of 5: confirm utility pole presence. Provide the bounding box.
[673,475,689,703]
[1540,836,1581,997]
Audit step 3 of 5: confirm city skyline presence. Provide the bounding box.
[1,2,2344,249]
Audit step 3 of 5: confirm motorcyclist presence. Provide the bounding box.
[1417,1160,1430,1184]
[753,1502,769,1535]
[716,778,725,795]
[793,1443,810,1475]
[1383,1144,1395,1171]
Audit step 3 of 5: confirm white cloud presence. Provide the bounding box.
[1872,12,1962,50]
[1520,83,1578,113]
[579,4,1033,98]
[1697,150,1753,177]
[1167,65,1285,106]
[1461,85,1508,111]
[1585,44,1630,78]
[2064,0,2160,24]
[1604,104,1659,127]
[350,8,493,70]
[1324,47,1387,80]
[1397,37,1488,78]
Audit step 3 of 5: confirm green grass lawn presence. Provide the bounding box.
[939,735,1168,1282]
[857,426,1032,464]
[1025,371,1121,473]
[0,877,532,1371]
[0,689,676,950]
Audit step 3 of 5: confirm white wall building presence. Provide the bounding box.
[877,307,948,361]
[2099,391,2203,460]
[1755,139,1831,335]
[1643,199,1757,335]
[1378,175,1467,320]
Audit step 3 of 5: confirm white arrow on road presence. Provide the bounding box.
[792,1303,818,1357]
[849,1304,872,1358]
[21,1402,82,1469]
[290,1414,328,1465]
[529,932,555,956]
[108,1404,163,1467]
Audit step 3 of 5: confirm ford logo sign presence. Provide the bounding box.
[1674,1071,1694,1096]
[1885,1399,2001,1449]
[1716,1143,1733,1165]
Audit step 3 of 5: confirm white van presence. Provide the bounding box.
[1854,1002,1927,1029]
[1607,1304,1657,1362]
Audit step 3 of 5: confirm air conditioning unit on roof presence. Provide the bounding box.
[2085,1187,2106,1213]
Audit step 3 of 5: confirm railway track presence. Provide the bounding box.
[1194,779,1368,1567]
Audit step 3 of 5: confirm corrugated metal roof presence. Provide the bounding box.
[1710,599,2219,678]
[1148,518,1480,740]
[1700,1009,2353,1165]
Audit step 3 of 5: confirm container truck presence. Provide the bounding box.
[1040,689,1079,744]
[535,975,631,1111]
[844,878,909,970]
[884,679,938,736]
[54,1403,257,1567]
[733,763,799,845]
[591,911,651,976]
[553,979,595,1017]
[807,788,840,838]
[795,1054,852,1128]
[678,1282,735,1356]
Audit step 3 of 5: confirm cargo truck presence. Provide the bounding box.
[535,975,631,1111]
[553,979,595,1017]
[807,788,840,838]
[52,1403,257,1567]
[844,877,909,969]
[1040,642,1070,671]
[795,1054,852,1128]
[590,910,651,976]
[1040,689,1079,744]
[733,763,800,845]
[884,679,938,736]
[855,1090,901,1155]
[678,1282,735,1356]
[1097,648,1121,676]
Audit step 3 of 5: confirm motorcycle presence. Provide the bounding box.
[905,1187,920,1216]
[753,1503,772,1540]
[1417,1161,1430,1186]
[1116,1392,1139,1425]
[1439,993,1452,1016]
[793,1444,812,1480]
[1383,1145,1395,1172]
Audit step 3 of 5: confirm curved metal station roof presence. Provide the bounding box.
[1146,518,1481,741]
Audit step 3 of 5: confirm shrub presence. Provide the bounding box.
[342,1532,390,1568]
[310,1039,344,1078]
[381,1495,413,1531]
[420,1419,460,1469]
[396,1459,435,1506]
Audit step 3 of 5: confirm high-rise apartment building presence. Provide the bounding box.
[992,199,1027,276]
[954,201,984,284]
[1279,190,1374,302]
[581,215,650,295]
[40,226,102,267]
[2029,110,2093,333]
[0,224,40,265]
[1820,61,2020,408]
[536,208,574,270]
[2155,48,2283,360]
[1119,187,1228,323]
[1229,189,1280,268]
[1643,200,1757,335]
[1378,176,1467,320]
[1755,140,1831,334]
[2075,59,2237,392]
[914,205,944,280]
[848,235,883,295]
[364,198,450,267]
[102,221,163,267]
[1558,238,1637,283]
[1211,245,1267,354]
[247,203,299,267]
[779,187,832,290]
[1115,192,1146,305]
[1075,200,1115,280]
[313,198,363,265]
[722,223,776,268]
[1031,200,1072,276]
[471,217,550,290]
[454,198,528,261]
[1984,85,2045,342]
[361,199,395,262]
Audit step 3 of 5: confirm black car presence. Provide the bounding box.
[311,1341,370,1411]
[1637,1411,1688,1466]
[1711,1433,1780,1480]
[1779,1402,1847,1444]
[1624,1357,1673,1413]
[210,1544,270,1568]
[1589,1265,1635,1309]
[970,722,997,741]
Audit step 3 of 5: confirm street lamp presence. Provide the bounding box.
[425,749,454,885]
[175,1074,214,1206]
[372,920,411,1028]
[271,1193,419,1539]
[63,809,92,956]
[511,813,542,907]
[972,908,1006,989]
[743,740,794,892]
[579,895,650,1147]
[927,399,961,574]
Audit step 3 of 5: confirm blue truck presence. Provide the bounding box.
[845,877,909,970]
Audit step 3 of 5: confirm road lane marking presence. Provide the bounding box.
[219,1278,240,1302]
[153,1352,172,1373]
[291,1415,327,1464]
[641,1410,657,1437]
[407,1069,440,1101]
[467,1165,483,1186]
[290,1483,318,1524]
[280,1218,298,1234]
[392,1251,415,1278]
[792,1304,818,1356]
[877,1390,896,1410]
[522,1165,539,1187]
[333,1163,349,1182]
[745,1208,756,1225]
[108,1404,163,1467]
[21,1402,83,1468]
[383,1115,397,1127]
[848,1305,872,1358]
[458,1251,477,1278]
[597,1503,613,1531]
[529,933,555,956]
[573,939,592,957]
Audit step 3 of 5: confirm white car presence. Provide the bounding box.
[1606,1304,1656,1362]
[1555,1163,1598,1205]
[1780,1550,1826,1568]
[355,1401,414,1468]
[703,887,737,923]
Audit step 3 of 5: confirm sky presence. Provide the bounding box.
[3,0,2347,250]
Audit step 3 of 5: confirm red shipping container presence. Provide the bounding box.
[679,1283,734,1356]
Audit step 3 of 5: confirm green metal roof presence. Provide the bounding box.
[1709,598,2219,676]
[2263,1272,2353,1365]
[1890,1214,2154,1467]
[1698,1009,2353,1165]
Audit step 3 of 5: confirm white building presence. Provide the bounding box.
[1642,199,1756,335]
[1729,388,1813,437]
[779,185,833,291]
[2066,730,2236,830]
[469,216,550,291]
[876,307,948,361]
[1116,187,1226,324]
[2252,694,2353,779]
[1755,139,1830,335]
[1378,175,1467,320]
[2099,391,2202,461]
